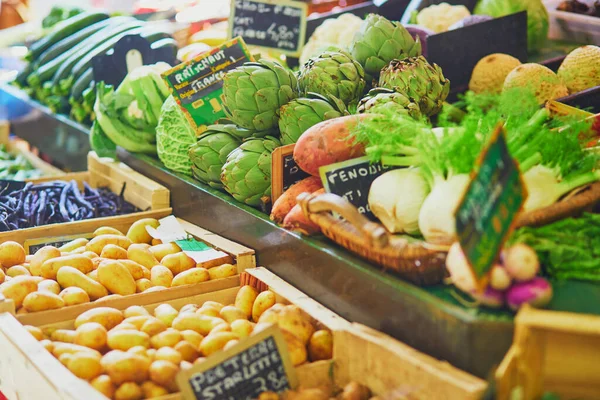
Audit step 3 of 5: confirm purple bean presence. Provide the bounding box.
[58,184,70,222]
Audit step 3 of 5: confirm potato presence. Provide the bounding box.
[126,218,159,244]
[150,265,173,288]
[135,278,153,293]
[0,275,39,308]
[143,286,167,293]
[0,269,4,284]
[234,285,259,317]
[258,304,285,325]
[172,313,226,335]
[100,244,128,259]
[58,353,74,367]
[23,291,64,312]
[75,307,124,330]
[74,322,108,351]
[179,304,199,315]
[67,352,103,380]
[219,305,247,323]
[148,360,179,390]
[150,328,182,349]
[97,260,136,296]
[172,268,210,287]
[59,287,90,306]
[128,244,160,270]
[87,269,99,282]
[108,329,150,351]
[180,330,203,349]
[208,263,237,280]
[57,238,88,252]
[202,301,225,311]
[15,306,27,314]
[162,252,196,276]
[278,306,315,345]
[91,257,105,270]
[70,247,88,255]
[141,318,167,337]
[153,304,178,326]
[52,342,102,358]
[6,265,30,277]
[200,332,239,356]
[42,254,94,279]
[146,348,156,361]
[0,241,26,268]
[175,340,200,362]
[155,346,182,364]
[40,339,54,353]
[90,375,116,398]
[149,243,180,262]
[141,381,169,398]
[102,350,150,384]
[127,346,150,358]
[57,266,108,300]
[96,294,124,303]
[115,382,143,400]
[81,251,99,259]
[112,323,138,331]
[118,259,146,280]
[223,339,239,351]
[30,246,61,276]
[121,315,150,329]
[252,290,277,322]
[38,279,60,295]
[231,319,254,339]
[51,329,77,343]
[25,325,44,341]
[86,235,132,255]
[308,330,333,361]
[282,330,308,366]
[211,323,231,334]
[196,305,220,318]
[124,305,150,318]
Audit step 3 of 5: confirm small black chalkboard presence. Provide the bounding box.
[229,0,308,57]
[24,233,92,254]
[271,144,311,201]
[177,324,297,400]
[319,156,393,219]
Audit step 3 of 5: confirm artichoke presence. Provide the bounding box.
[349,14,422,83]
[278,93,348,145]
[221,136,281,207]
[298,50,366,108]
[357,87,422,119]
[222,59,298,131]
[378,56,450,117]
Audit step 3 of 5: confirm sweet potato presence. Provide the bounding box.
[270,176,323,224]
[282,189,325,235]
[293,115,367,176]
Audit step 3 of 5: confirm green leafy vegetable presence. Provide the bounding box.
[156,96,197,176]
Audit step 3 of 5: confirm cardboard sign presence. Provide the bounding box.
[271,144,311,202]
[177,324,297,400]
[92,34,177,88]
[162,37,254,134]
[24,233,92,254]
[229,0,308,57]
[319,157,392,219]
[456,125,527,281]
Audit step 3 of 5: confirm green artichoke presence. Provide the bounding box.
[357,87,422,119]
[349,14,421,83]
[278,93,348,145]
[222,59,298,131]
[298,50,366,108]
[378,56,450,117]
[221,136,281,207]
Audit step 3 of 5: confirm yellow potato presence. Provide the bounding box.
[0,241,26,268]
[81,251,99,259]
[97,260,136,296]
[90,375,116,399]
[108,329,150,351]
[196,305,220,318]
[58,238,89,253]
[51,329,77,343]
[179,304,199,314]
[112,323,138,331]
[141,317,167,337]
[87,270,99,282]
[231,319,254,339]
[251,291,276,322]
[148,360,179,391]
[202,301,224,311]
[143,286,166,293]
[150,265,173,288]
[235,285,259,318]
[278,305,315,345]
[115,382,143,400]
[223,339,239,351]
[0,275,39,308]
[30,276,44,284]
[219,305,247,323]
[38,279,60,295]
[102,350,150,384]
[56,266,108,300]
[70,247,88,255]
[146,348,156,361]
[58,352,73,367]
[52,342,101,358]
[124,305,150,318]
[25,325,44,340]
[210,323,231,333]
[149,242,180,262]
[94,227,124,237]
[118,259,146,280]
[126,218,159,244]
[0,269,4,284]
[150,328,182,349]
[258,304,284,325]
[40,339,54,353]
[308,330,333,361]
[135,278,153,293]
[208,263,237,280]
[172,313,225,335]
[96,294,123,302]
[91,257,105,270]
[31,247,61,276]
[59,287,90,306]
[123,316,151,329]
[141,266,151,280]
[41,254,94,279]
[171,267,210,287]
[86,235,132,255]
[67,352,103,380]
[75,307,124,330]
[6,265,30,277]
[127,346,150,358]
[175,340,200,362]
[75,322,107,351]
[200,332,239,356]
[282,330,308,366]
[153,303,178,326]
[141,381,169,398]
[162,252,196,276]
[23,291,64,312]
[100,244,128,260]
[180,330,203,349]
[128,244,160,269]
[155,346,182,364]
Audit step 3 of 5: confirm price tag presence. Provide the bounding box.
[228,0,308,57]
[271,144,311,202]
[456,124,527,281]
[319,157,393,219]
[24,233,92,254]
[177,324,297,400]
[161,37,254,134]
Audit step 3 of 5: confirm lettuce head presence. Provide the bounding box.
[156,96,197,176]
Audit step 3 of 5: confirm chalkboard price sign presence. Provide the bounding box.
[229,0,308,57]
[24,233,92,254]
[319,157,393,220]
[177,324,297,400]
[271,144,311,202]
[456,124,526,280]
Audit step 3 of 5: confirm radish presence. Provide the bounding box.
[490,264,512,291]
[470,287,505,308]
[445,242,478,293]
[506,277,553,311]
[504,243,540,282]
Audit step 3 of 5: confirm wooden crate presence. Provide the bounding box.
[0,120,64,178]
[496,305,600,400]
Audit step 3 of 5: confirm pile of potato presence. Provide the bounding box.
[0,218,237,314]
[24,285,333,400]
[258,381,375,400]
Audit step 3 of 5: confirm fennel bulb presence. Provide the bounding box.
[418,174,471,245]
[368,168,430,234]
